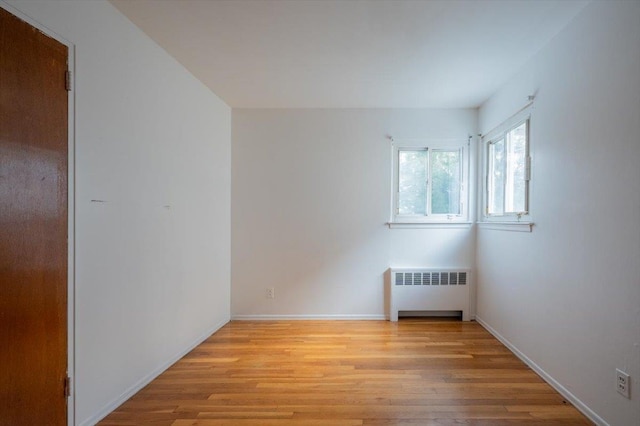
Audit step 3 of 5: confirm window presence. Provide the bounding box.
[392,140,468,224]
[483,117,530,220]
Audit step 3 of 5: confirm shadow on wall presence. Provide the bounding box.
[235,223,474,317]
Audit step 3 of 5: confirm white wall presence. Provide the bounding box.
[477,2,640,425]
[232,109,476,318]
[3,1,231,424]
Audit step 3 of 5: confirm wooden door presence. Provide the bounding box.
[0,7,69,425]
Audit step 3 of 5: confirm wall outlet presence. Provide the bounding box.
[616,369,630,398]
[266,287,275,299]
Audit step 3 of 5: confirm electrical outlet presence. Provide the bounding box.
[616,369,630,398]
[266,287,275,299]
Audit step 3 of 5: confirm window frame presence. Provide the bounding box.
[391,139,469,225]
[480,110,532,223]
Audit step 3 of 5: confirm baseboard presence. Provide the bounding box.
[475,316,609,426]
[231,314,386,320]
[79,317,229,426]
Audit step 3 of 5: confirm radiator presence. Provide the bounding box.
[389,268,471,322]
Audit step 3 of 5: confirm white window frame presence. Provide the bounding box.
[480,108,532,225]
[390,139,469,225]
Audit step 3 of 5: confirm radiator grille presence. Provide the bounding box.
[395,271,467,286]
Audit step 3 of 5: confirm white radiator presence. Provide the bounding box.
[389,268,471,322]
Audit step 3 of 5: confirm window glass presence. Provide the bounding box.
[488,138,505,215]
[505,121,527,213]
[398,150,427,215]
[431,150,461,215]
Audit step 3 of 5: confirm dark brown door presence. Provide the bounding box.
[0,7,69,426]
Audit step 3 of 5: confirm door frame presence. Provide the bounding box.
[0,2,76,425]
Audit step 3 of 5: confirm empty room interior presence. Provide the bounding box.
[1,0,639,425]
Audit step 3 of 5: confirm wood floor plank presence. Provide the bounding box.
[100,319,592,425]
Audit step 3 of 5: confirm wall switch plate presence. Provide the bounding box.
[266,287,275,299]
[616,369,630,398]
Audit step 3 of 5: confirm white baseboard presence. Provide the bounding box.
[231,314,386,321]
[475,316,608,426]
[79,318,229,426]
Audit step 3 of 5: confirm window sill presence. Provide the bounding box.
[477,222,533,232]
[387,222,473,229]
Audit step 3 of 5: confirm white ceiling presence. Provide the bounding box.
[110,0,588,109]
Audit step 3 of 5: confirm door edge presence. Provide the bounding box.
[0,3,77,425]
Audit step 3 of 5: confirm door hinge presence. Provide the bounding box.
[64,375,71,398]
[65,70,72,91]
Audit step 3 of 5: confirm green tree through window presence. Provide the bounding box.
[431,150,461,215]
[396,147,462,218]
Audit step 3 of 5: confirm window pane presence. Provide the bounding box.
[505,121,527,213]
[398,150,427,215]
[431,150,461,215]
[488,138,505,215]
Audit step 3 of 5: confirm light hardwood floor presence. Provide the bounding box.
[100,319,591,425]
